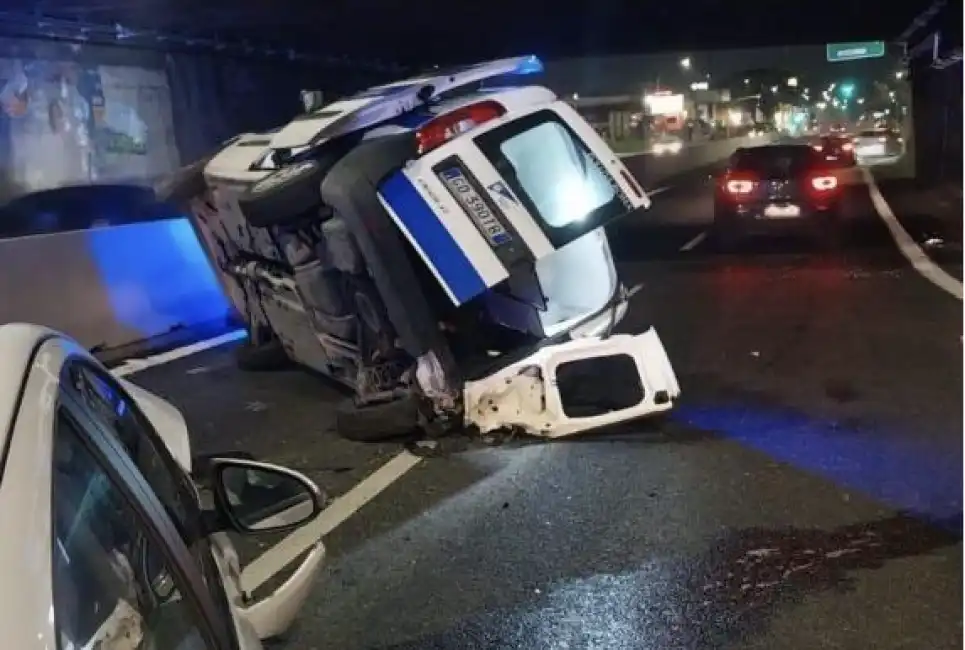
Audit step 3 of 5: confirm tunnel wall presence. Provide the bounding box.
[909,58,962,185]
[0,36,389,350]
[0,134,760,350]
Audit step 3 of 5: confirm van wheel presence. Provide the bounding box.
[237,159,327,228]
[234,340,290,371]
[335,396,421,442]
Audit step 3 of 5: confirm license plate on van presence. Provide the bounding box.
[438,166,512,246]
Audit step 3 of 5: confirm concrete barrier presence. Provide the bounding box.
[0,219,232,351]
[621,134,778,188]
[0,135,776,352]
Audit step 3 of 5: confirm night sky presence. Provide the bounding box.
[0,0,941,66]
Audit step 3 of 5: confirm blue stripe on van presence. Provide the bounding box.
[378,171,487,304]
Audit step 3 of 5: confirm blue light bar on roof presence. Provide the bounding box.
[511,55,544,76]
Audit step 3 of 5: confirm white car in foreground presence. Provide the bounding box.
[0,323,325,650]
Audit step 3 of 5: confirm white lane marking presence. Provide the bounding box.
[680,231,707,252]
[112,329,248,377]
[109,326,423,591]
[241,450,424,593]
[860,166,963,301]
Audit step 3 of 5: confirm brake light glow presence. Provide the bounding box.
[810,175,837,191]
[725,178,755,195]
[812,144,823,151]
[416,100,506,154]
[841,142,853,151]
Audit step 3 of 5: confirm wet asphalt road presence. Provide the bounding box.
[131,157,963,649]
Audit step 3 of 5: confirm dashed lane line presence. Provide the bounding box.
[680,231,708,252]
[240,450,424,593]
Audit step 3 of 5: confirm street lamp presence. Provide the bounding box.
[787,77,798,87]
[680,57,691,70]
[857,97,865,104]
[770,85,779,93]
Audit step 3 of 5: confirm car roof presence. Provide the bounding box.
[0,324,193,480]
[0,323,57,463]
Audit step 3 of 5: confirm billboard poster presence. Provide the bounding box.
[0,58,179,205]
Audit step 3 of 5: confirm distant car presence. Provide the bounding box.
[713,144,843,249]
[829,123,849,135]
[813,134,856,166]
[852,128,902,160]
[0,323,326,650]
[652,134,683,155]
[748,123,774,138]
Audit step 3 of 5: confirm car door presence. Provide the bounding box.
[51,401,238,649]
[60,352,325,644]
[377,101,650,306]
[56,357,262,649]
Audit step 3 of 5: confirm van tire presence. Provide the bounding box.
[335,396,421,442]
[237,159,327,228]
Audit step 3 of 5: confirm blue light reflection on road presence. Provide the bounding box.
[675,404,962,528]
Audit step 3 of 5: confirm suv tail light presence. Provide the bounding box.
[810,175,837,191]
[416,100,506,154]
[724,174,756,195]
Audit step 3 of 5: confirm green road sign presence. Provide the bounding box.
[826,41,887,62]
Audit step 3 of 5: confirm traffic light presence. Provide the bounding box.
[839,83,855,98]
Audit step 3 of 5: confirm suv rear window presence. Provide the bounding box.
[731,146,819,176]
[474,110,631,232]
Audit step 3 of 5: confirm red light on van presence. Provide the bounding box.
[416,101,506,154]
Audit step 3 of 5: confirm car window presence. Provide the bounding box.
[51,410,213,650]
[475,111,630,234]
[500,119,618,227]
[66,363,196,534]
[62,362,237,642]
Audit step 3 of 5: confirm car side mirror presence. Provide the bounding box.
[209,457,323,534]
